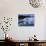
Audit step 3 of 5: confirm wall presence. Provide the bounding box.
[0,0,46,40]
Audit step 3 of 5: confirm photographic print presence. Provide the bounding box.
[18,14,35,26]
